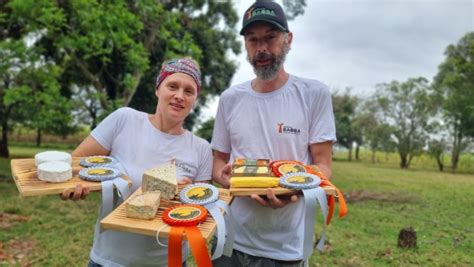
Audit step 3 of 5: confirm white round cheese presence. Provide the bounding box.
[35,151,72,166]
[37,161,73,183]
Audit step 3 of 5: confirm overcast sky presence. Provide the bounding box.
[201,0,473,120]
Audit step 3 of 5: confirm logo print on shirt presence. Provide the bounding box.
[277,123,301,135]
[175,160,192,174]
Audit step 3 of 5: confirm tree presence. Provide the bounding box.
[332,89,359,161]
[0,40,22,157]
[194,117,215,143]
[281,0,306,20]
[351,109,372,161]
[373,77,436,169]
[433,32,474,172]
[7,0,241,130]
[20,65,74,146]
[428,138,447,172]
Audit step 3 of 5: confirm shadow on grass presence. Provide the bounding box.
[344,190,418,204]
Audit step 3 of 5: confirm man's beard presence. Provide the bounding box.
[248,41,290,81]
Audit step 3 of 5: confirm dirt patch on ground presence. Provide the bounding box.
[0,238,39,266]
[344,190,417,204]
[0,213,29,230]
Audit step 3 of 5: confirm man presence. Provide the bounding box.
[211,1,336,266]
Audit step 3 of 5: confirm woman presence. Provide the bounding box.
[63,58,212,266]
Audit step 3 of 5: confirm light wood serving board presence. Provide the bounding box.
[229,185,336,196]
[11,157,132,197]
[100,186,233,242]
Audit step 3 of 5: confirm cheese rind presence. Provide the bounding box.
[126,191,161,220]
[37,161,73,183]
[35,151,72,166]
[141,163,178,200]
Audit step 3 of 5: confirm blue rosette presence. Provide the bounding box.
[80,156,117,168]
[279,172,321,190]
[179,183,219,205]
[79,167,121,182]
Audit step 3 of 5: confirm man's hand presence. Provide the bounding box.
[212,150,232,188]
[217,163,232,188]
[60,184,90,201]
[250,188,298,209]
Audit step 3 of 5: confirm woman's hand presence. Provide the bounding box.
[60,184,90,201]
[178,177,193,185]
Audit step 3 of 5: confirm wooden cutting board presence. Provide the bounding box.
[100,186,233,242]
[229,185,336,196]
[11,157,132,197]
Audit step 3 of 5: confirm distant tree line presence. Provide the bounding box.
[331,32,474,173]
[197,32,474,173]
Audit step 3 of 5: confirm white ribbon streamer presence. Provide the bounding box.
[205,202,226,260]
[215,199,234,257]
[100,177,131,220]
[302,187,328,259]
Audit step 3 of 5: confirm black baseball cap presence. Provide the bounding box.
[240,1,289,35]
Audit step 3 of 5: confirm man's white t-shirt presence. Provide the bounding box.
[211,75,336,261]
[89,107,212,266]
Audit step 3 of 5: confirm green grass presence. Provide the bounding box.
[310,161,474,266]
[334,149,474,175]
[1,146,473,266]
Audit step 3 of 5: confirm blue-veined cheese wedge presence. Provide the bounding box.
[126,191,161,220]
[141,162,178,200]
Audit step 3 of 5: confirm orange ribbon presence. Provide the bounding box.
[163,205,212,267]
[307,165,348,225]
[168,226,211,267]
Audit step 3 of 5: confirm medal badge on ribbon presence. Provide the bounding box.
[179,183,234,259]
[79,157,131,219]
[161,204,211,267]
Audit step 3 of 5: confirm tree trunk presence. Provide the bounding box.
[36,128,42,147]
[451,132,463,173]
[90,110,97,131]
[436,155,444,172]
[371,149,376,163]
[407,154,414,169]
[348,145,352,161]
[399,153,408,169]
[355,145,360,160]
[451,148,460,173]
[0,119,10,158]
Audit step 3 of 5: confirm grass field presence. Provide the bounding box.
[1,146,473,266]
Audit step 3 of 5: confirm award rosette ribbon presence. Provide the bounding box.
[179,183,234,260]
[271,160,312,177]
[161,204,211,267]
[279,172,328,258]
[79,165,130,219]
[80,155,117,168]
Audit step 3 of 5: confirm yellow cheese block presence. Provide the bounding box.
[230,177,280,188]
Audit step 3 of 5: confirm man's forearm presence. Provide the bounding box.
[310,141,333,179]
